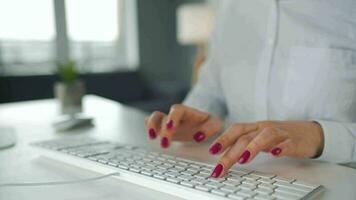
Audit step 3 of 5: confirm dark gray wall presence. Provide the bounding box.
[137,0,196,91]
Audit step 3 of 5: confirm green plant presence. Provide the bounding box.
[57,60,78,84]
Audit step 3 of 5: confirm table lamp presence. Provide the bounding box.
[176,3,216,85]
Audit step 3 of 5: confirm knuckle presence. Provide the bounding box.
[152,111,163,117]
[219,156,234,167]
[248,139,263,150]
[170,104,182,111]
[238,135,251,146]
[231,123,244,132]
[262,127,278,135]
[257,120,274,128]
[218,134,230,145]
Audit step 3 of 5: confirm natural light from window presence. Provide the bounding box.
[0,0,55,41]
[66,0,119,42]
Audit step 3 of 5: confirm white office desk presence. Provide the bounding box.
[0,95,355,200]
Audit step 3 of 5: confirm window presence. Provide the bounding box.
[0,0,139,76]
[0,0,56,75]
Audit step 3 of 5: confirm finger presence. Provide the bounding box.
[161,104,210,148]
[209,123,258,155]
[191,116,221,143]
[270,139,296,157]
[165,104,210,131]
[239,127,286,164]
[146,111,166,140]
[211,132,257,178]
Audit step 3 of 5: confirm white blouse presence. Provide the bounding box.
[184,0,356,163]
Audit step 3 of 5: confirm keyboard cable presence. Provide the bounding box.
[0,172,120,187]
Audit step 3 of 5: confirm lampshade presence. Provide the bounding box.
[176,4,216,45]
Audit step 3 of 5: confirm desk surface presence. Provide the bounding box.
[0,95,355,200]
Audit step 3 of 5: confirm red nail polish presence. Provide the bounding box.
[161,137,169,148]
[193,131,206,143]
[148,128,156,139]
[238,150,251,164]
[210,164,223,178]
[209,143,222,154]
[271,148,282,156]
[166,120,173,129]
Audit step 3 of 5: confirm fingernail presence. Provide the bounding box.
[210,164,223,178]
[148,128,156,139]
[161,137,169,148]
[209,143,222,154]
[271,148,282,156]
[166,120,173,129]
[193,131,206,143]
[238,150,251,164]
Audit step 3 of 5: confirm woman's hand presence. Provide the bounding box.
[209,121,324,178]
[144,104,222,148]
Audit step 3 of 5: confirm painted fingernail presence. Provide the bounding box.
[193,131,206,143]
[210,164,223,178]
[271,147,282,156]
[209,143,222,154]
[238,150,251,164]
[148,128,156,139]
[161,137,169,148]
[166,120,173,129]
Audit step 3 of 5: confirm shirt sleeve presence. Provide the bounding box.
[314,120,356,163]
[183,55,227,119]
[183,3,228,119]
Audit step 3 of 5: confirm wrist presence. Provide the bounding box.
[312,121,324,158]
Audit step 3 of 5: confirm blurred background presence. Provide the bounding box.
[0,0,218,113]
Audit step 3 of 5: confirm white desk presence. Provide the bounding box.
[0,95,355,200]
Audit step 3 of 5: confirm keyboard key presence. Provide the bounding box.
[207,177,226,183]
[272,191,300,200]
[237,189,257,198]
[227,193,246,200]
[292,180,320,189]
[141,170,153,176]
[166,177,180,184]
[195,185,213,192]
[254,188,273,195]
[273,176,295,183]
[275,187,308,197]
[258,178,275,184]
[223,180,241,186]
[273,181,312,192]
[181,170,197,176]
[258,183,277,190]
[243,174,260,181]
[250,171,276,179]
[118,164,129,170]
[242,180,260,186]
[129,167,141,173]
[194,173,210,179]
[254,194,276,200]
[108,161,119,167]
[153,174,165,180]
[191,178,208,185]
[227,176,245,182]
[211,189,228,197]
[153,168,166,174]
[165,171,180,177]
[177,175,194,181]
[238,183,256,190]
[205,181,224,189]
[220,185,240,193]
[180,181,196,187]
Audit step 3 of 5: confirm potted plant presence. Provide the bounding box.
[54,60,85,115]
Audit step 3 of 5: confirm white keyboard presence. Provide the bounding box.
[32,137,324,200]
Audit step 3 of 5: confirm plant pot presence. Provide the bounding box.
[54,80,85,115]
